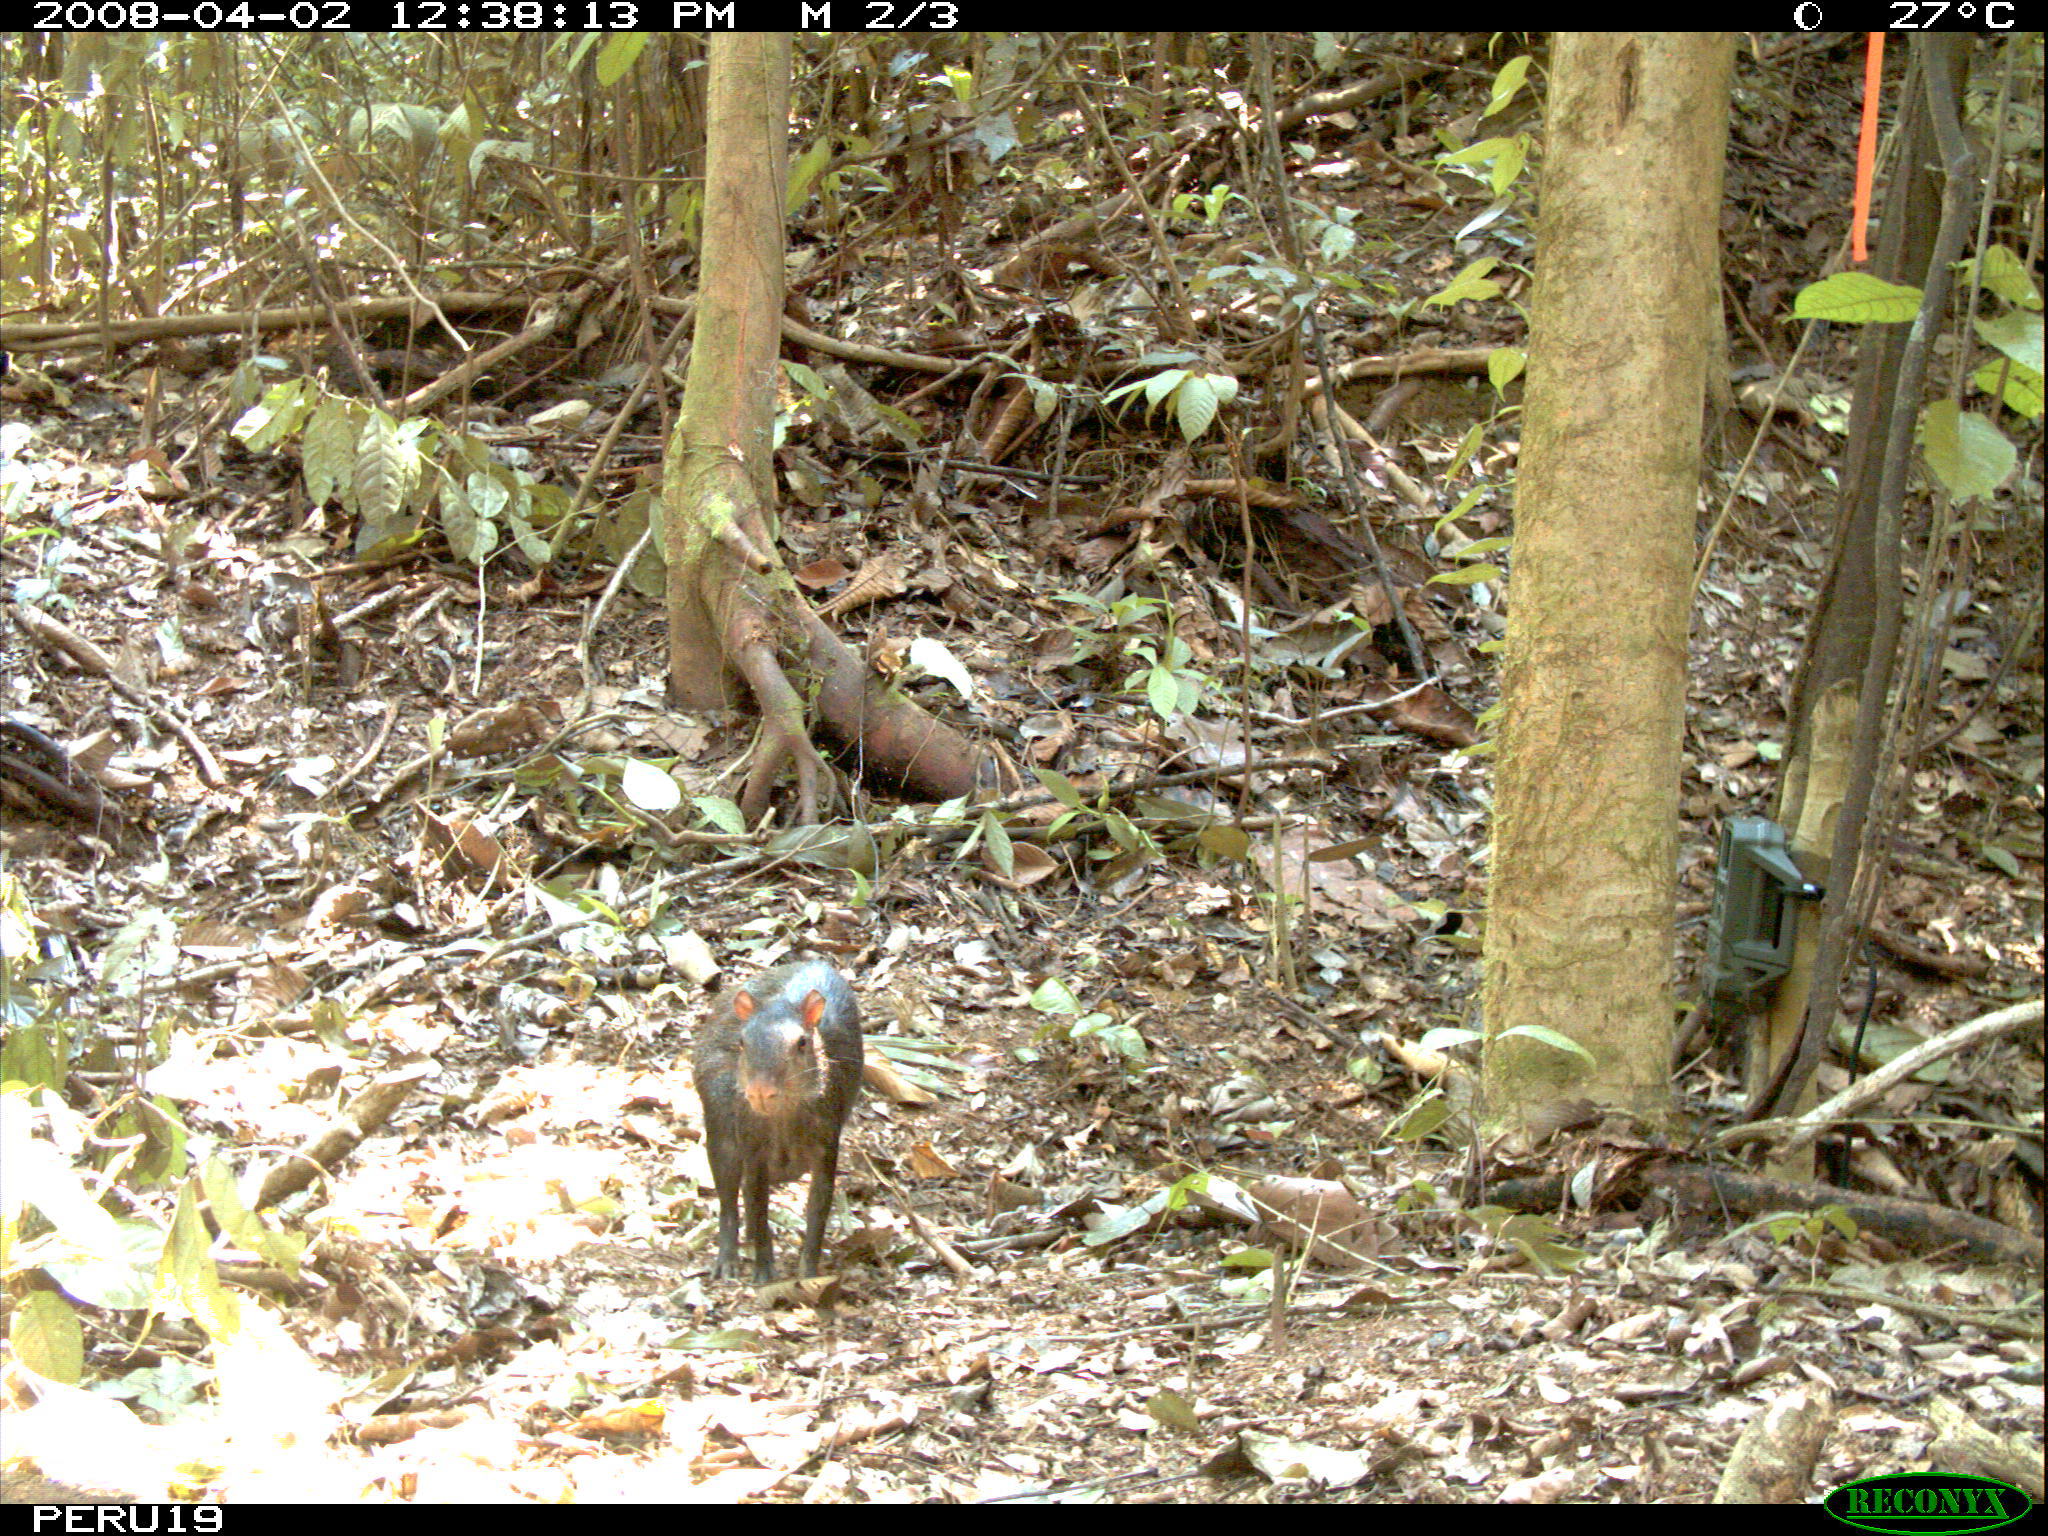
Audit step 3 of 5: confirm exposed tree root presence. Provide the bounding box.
[681,540,982,825]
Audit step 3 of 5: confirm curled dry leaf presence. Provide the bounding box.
[416,808,515,887]
[446,700,557,759]
[306,883,374,930]
[818,555,906,620]
[794,557,852,589]
[1247,1175,1381,1269]
[979,838,1058,888]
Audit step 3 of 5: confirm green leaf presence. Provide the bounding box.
[981,812,1014,880]
[465,468,509,521]
[352,411,413,554]
[1422,257,1503,309]
[1417,1027,1482,1052]
[786,135,832,215]
[1033,767,1087,809]
[1388,1092,1452,1142]
[301,394,355,505]
[1101,808,1151,854]
[1920,400,2016,500]
[1177,374,1219,441]
[507,497,557,567]
[1029,977,1083,1015]
[1794,271,1921,323]
[1966,244,2041,310]
[1100,377,1146,411]
[1979,839,2021,879]
[9,1290,83,1383]
[1975,307,2043,374]
[1444,422,1486,485]
[1146,664,1182,720]
[1973,355,2043,419]
[595,32,648,87]
[1487,137,1526,197]
[1483,55,1533,118]
[783,359,829,399]
[1496,1023,1598,1066]
[1072,1013,1147,1062]
[692,795,746,834]
[1428,563,1504,586]
[1083,1191,1168,1245]
[201,1158,303,1277]
[439,481,489,565]
[1144,368,1189,412]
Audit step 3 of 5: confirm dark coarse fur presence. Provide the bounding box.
[692,960,862,1282]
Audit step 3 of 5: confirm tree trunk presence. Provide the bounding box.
[1480,33,1735,1135]
[1756,39,1974,1130]
[661,33,982,824]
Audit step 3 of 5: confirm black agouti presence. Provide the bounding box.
[692,960,863,1283]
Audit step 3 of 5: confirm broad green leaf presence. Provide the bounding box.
[1029,977,1083,1015]
[1484,55,1533,118]
[1177,374,1219,442]
[1968,244,2041,310]
[692,795,746,834]
[786,135,832,215]
[1146,665,1181,720]
[1794,271,1921,323]
[9,1290,83,1383]
[1921,400,2016,500]
[595,32,648,87]
[1422,257,1502,309]
[981,812,1014,879]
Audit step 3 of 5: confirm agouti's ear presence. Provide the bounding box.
[733,991,757,1022]
[801,990,826,1028]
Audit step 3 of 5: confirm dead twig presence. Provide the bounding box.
[7,602,226,788]
[1717,997,2043,1158]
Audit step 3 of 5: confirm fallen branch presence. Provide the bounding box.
[1716,997,2044,1157]
[7,602,226,788]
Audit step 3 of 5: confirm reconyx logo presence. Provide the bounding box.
[1824,1473,2034,1534]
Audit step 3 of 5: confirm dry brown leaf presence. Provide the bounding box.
[794,557,852,589]
[818,555,906,620]
[862,1053,935,1106]
[447,700,557,759]
[1248,1174,1381,1268]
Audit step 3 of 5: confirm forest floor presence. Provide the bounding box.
[1,35,2040,1504]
